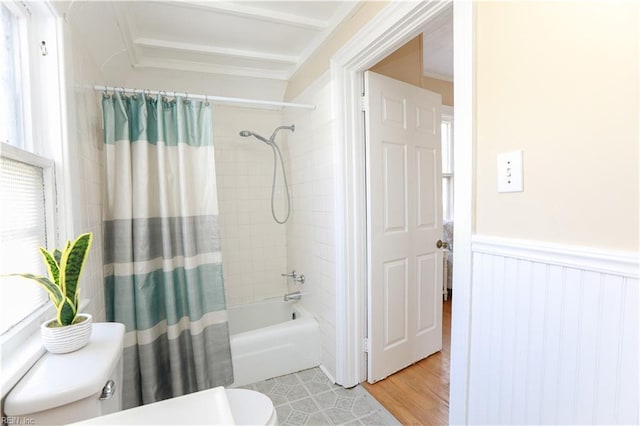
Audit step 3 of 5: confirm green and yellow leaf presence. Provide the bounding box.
[59,233,93,303]
[39,248,60,287]
[9,273,63,305]
[56,296,77,326]
[5,232,93,327]
[53,249,62,266]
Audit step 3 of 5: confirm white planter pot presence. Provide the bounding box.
[40,313,93,354]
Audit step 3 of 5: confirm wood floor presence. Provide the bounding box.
[363,297,452,425]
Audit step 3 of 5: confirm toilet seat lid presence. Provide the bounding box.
[226,389,275,425]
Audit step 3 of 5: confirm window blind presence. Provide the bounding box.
[0,156,49,334]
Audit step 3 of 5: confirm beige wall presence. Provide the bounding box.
[284,1,388,101]
[370,34,454,106]
[422,75,453,107]
[371,35,424,87]
[475,1,639,251]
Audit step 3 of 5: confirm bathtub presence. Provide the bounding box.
[227,299,321,387]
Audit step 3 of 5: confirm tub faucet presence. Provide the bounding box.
[284,291,301,301]
[281,270,305,284]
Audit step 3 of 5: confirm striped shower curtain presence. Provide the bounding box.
[102,92,233,409]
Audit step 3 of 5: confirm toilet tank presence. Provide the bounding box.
[4,323,125,425]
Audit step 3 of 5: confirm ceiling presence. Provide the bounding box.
[65,1,361,83]
[63,1,453,94]
[421,4,453,81]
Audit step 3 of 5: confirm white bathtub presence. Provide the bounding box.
[227,299,321,387]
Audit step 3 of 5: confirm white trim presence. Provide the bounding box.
[449,3,475,424]
[294,2,362,77]
[0,142,54,169]
[330,6,475,425]
[332,0,453,389]
[156,0,328,31]
[0,4,72,400]
[133,38,299,65]
[319,364,337,385]
[472,235,640,279]
[0,142,57,253]
[133,58,291,81]
[111,3,140,71]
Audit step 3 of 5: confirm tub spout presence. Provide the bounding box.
[284,291,301,301]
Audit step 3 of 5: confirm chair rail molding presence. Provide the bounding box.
[472,235,640,279]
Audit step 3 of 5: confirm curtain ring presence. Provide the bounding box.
[161,90,168,102]
[184,92,190,105]
[204,94,209,106]
[144,88,151,100]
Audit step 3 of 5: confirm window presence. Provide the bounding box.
[1,2,27,150]
[0,2,60,337]
[441,109,454,222]
[0,149,53,335]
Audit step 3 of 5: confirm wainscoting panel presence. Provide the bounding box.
[468,236,638,425]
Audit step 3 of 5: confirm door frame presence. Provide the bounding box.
[330,1,475,424]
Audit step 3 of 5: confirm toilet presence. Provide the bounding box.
[4,323,126,425]
[227,388,278,425]
[4,322,277,425]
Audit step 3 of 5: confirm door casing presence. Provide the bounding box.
[330,1,475,424]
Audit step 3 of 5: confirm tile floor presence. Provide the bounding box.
[238,367,400,425]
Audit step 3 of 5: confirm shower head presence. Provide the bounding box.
[239,130,269,144]
[239,125,295,145]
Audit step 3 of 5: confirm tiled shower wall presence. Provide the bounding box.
[213,106,289,306]
[284,72,338,379]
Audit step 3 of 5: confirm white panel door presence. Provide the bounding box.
[366,71,443,383]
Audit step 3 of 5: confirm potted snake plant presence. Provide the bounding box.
[14,232,94,354]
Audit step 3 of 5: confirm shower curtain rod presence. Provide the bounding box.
[93,85,316,110]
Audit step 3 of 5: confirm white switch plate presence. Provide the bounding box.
[497,150,523,193]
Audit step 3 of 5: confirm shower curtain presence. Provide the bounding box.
[102,92,233,409]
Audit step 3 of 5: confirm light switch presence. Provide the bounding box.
[497,150,523,193]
